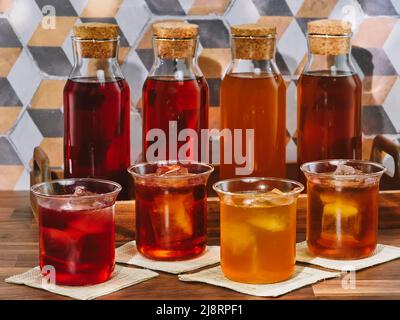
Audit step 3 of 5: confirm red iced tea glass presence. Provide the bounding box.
[31,178,121,286]
[128,161,213,260]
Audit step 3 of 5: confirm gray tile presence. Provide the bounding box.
[0,78,22,106]
[352,47,397,76]
[362,105,397,135]
[252,0,293,16]
[35,0,78,16]
[358,0,398,16]
[207,78,221,107]
[188,20,230,48]
[0,137,22,165]
[28,109,64,137]
[136,48,154,71]
[0,18,22,47]
[145,0,185,15]
[28,46,72,76]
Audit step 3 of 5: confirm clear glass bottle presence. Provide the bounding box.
[142,22,209,162]
[63,23,131,200]
[220,24,286,179]
[297,19,362,174]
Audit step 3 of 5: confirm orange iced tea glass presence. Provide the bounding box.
[128,161,213,260]
[301,160,386,260]
[213,178,303,284]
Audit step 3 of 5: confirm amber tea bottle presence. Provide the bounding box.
[297,20,362,173]
[220,24,286,179]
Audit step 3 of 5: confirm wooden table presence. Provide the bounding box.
[1,191,400,300]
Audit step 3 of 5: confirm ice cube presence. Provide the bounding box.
[155,165,189,176]
[150,192,194,245]
[248,211,288,232]
[252,188,294,207]
[222,222,255,255]
[72,186,97,197]
[333,164,363,176]
[321,202,361,240]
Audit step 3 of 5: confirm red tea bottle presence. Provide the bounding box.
[297,19,362,176]
[64,23,131,199]
[142,22,209,162]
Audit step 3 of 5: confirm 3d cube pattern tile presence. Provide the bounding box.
[0,0,399,190]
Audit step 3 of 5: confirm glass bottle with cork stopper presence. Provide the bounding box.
[142,21,209,162]
[297,19,362,177]
[220,24,286,179]
[64,23,132,199]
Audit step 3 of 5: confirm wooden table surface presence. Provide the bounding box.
[1,191,400,300]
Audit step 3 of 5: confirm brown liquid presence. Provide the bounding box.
[307,180,377,259]
[220,73,286,179]
[297,71,362,169]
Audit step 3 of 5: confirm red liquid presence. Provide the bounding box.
[142,76,208,162]
[39,203,115,286]
[64,78,131,199]
[135,181,207,260]
[297,71,362,166]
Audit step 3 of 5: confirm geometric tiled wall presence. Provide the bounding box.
[0,0,399,190]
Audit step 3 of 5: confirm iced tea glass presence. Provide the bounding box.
[128,161,213,260]
[213,178,303,284]
[301,160,386,260]
[31,178,121,286]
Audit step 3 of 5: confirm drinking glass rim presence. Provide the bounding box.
[127,160,214,179]
[300,159,386,179]
[212,177,304,197]
[31,178,122,200]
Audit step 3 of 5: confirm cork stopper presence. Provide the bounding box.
[307,19,352,55]
[152,22,198,59]
[73,23,119,59]
[230,24,276,60]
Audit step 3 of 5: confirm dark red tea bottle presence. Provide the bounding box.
[142,22,208,162]
[64,23,131,199]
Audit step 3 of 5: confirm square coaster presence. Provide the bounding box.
[296,241,400,271]
[179,265,340,297]
[116,241,220,274]
[5,265,158,300]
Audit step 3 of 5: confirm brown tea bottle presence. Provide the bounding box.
[297,20,362,172]
[220,24,286,179]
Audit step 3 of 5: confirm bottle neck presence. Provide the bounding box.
[303,52,356,75]
[70,38,124,81]
[304,34,356,75]
[228,36,280,75]
[149,37,202,79]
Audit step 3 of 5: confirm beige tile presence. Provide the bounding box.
[39,138,63,168]
[362,76,397,106]
[0,107,21,134]
[28,17,77,47]
[257,16,293,40]
[209,107,220,129]
[353,18,397,48]
[81,0,123,17]
[188,0,230,15]
[30,80,66,109]
[0,48,21,77]
[0,0,13,12]
[0,165,24,191]
[362,136,375,161]
[199,48,231,78]
[297,0,338,17]
[118,47,130,65]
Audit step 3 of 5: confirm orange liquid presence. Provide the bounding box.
[307,181,378,259]
[220,196,296,284]
[220,73,286,179]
